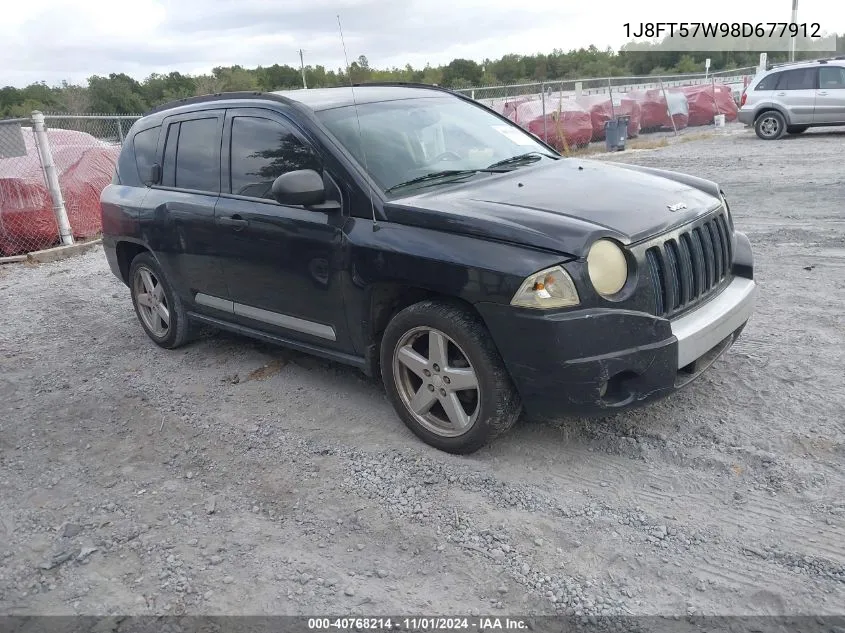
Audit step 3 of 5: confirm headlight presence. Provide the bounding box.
[511,265,579,309]
[587,239,628,297]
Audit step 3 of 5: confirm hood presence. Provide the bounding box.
[384,158,723,257]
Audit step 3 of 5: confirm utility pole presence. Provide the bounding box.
[789,0,798,62]
[299,49,308,89]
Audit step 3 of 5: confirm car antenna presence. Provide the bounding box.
[337,14,378,229]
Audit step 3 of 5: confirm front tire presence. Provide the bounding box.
[754,111,786,140]
[129,252,192,349]
[380,300,521,454]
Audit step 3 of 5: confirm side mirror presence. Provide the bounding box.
[271,170,327,207]
[145,163,161,186]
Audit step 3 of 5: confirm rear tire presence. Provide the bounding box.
[380,299,521,454]
[754,111,786,140]
[129,252,192,349]
[786,125,809,134]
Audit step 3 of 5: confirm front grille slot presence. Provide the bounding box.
[646,248,665,316]
[665,240,682,310]
[647,212,733,318]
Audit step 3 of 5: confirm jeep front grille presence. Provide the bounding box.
[645,213,733,318]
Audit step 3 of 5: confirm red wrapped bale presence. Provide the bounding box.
[629,89,689,132]
[0,127,119,255]
[575,94,642,140]
[498,97,532,121]
[677,84,739,126]
[507,98,593,150]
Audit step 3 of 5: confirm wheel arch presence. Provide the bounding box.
[754,105,791,126]
[363,282,487,376]
[115,240,152,285]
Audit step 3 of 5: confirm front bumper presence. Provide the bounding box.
[476,254,757,420]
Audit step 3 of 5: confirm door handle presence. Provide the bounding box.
[216,215,248,230]
[776,92,787,96]
[817,91,828,96]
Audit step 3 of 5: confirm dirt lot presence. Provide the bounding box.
[1,126,844,618]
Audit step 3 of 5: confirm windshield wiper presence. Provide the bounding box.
[384,170,482,194]
[485,151,559,170]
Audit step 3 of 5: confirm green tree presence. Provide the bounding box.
[60,82,90,113]
[674,55,699,73]
[257,64,301,90]
[441,59,482,87]
[212,66,258,91]
[193,75,224,96]
[143,72,195,105]
[87,74,148,113]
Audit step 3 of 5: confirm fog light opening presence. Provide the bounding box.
[601,371,639,405]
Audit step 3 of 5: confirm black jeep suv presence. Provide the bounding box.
[100,84,757,454]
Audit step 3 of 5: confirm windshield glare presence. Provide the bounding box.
[317,96,554,194]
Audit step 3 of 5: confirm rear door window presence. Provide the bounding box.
[160,116,222,193]
[776,68,817,90]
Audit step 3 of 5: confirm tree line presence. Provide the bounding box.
[2,38,843,117]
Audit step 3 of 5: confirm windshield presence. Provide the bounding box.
[316,96,557,195]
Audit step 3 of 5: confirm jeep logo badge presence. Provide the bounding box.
[668,202,687,212]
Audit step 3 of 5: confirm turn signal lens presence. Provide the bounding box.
[511,265,579,309]
[587,239,628,297]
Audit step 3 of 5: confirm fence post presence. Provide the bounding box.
[116,117,125,144]
[658,80,679,137]
[31,111,74,247]
[541,82,547,143]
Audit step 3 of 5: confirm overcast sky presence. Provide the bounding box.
[1,0,843,88]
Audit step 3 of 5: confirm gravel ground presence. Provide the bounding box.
[1,125,844,618]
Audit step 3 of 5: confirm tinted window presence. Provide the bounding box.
[776,68,816,90]
[819,66,845,89]
[176,118,221,192]
[161,123,178,187]
[133,126,160,183]
[755,73,780,91]
[229,116,321,199]
[158,117,221,192]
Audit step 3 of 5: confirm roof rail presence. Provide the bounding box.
[144,91,293,116]
[769,56,842,70]
[350,81,462,96]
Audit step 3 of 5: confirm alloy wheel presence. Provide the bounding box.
[760,116,780,138]
[133,266,170,337]
[392,327,480,437]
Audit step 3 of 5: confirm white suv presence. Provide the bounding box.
[738,57,845,140]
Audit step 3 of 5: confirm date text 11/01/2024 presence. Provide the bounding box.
[624,22,822,38]
[307,617,528,630]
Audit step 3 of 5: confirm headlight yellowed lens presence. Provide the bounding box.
[511,265,579,309]
[587,239,628,297]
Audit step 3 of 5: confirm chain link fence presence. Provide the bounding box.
[456,66,756,104]
[455,67,757,152]
[0,114,136,257]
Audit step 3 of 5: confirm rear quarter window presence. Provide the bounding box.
[755,73,780,91]
[132,126,161,184]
